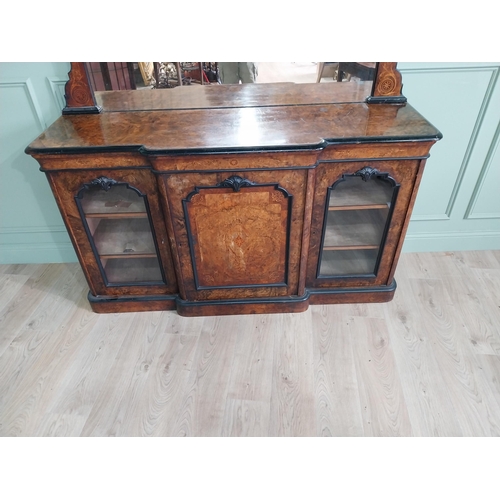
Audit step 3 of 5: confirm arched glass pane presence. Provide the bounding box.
[319,174,397,277]
[78,182,165,285]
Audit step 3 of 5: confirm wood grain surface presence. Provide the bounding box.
[2,250,499,436]
[26,102,441,154]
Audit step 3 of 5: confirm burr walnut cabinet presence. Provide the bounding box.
[25,63,441,315]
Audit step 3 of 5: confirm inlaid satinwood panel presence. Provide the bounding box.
[162,169,307,302]
[185,183,290,288]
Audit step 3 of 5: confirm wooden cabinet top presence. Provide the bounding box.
[27,84,441,156]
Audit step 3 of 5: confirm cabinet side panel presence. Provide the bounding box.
[45,172,99,295]
[387,158,427,283]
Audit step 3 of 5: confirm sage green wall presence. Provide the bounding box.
[1,62,77,263]
[1,62,499,264]
[398,62,500,251]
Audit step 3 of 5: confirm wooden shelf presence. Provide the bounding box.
[92,218,157,257]
[86,212,147,219]
[329,176,393,208]
[103,256,163,283]
[100,253,157,259]
[329,204,388,211]
[323,244,378,251]
[319,248,378,276]
[81,184,147,215]
[323,207,388,248]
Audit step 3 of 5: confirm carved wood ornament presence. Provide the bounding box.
[370,62,405,103]
[63,62,101,114]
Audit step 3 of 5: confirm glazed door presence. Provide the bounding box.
[162,170,307,302]
[48,168,177,296]
[307,160,420,289]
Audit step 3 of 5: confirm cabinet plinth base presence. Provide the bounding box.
[87,281,396,315]
[308,280,396,305]
[88,292,177,313]
[175,293,311,317]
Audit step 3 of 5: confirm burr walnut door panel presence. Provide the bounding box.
[307,159,421,289]
[47,168,178,296]
[162,170,307,302]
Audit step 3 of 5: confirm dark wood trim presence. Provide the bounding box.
[26,135,442,157]
[297,168,316,296]
[156,176,188,299]
[175,291,311,317]
[308,280,396,305]
[88,292,177,313]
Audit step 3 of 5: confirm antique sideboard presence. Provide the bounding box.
[25,62,441,315]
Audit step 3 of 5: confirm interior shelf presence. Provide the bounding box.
[85,212,148,219]
[323,207,388,248]
[91,217,157,257]
[102,256,163,283]
[329,176,393,208]
[319,248,379,276]
[81,184,147,215]
[329,204,388,211]
[323,244,378,251]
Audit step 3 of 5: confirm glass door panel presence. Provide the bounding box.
[77,179,165,285]
[318,171,398,278]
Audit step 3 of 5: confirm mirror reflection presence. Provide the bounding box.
[86,62,377,91]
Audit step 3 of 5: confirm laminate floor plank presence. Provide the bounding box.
[0,264,30,301]
[0,292,99,437]
[474,354,500,409]
[0,264,61,357]
[397,251,477,281]
[80,312,199,437]
[0,265,84,415]
[169,316,240,437]
[350,316,413,436]
[226,315,276,402]
[137,332,200,437]
[441,275,500,355]
[408,278,500,436]
[1,251,500,437]
[310,305,364,436]
[79,311,165,436]
[221,315,276,436]
[222,399,271,437]
[26,312,135,437]
[269,311,316,437]
[470,268,500,312]
[384,286,464,436]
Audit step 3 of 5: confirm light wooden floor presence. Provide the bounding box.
[1,250,500,437]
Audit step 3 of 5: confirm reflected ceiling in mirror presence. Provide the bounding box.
[86,62,377,112]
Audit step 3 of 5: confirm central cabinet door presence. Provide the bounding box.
[162,170,307,301]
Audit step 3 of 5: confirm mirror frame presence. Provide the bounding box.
[62,62,405,115]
